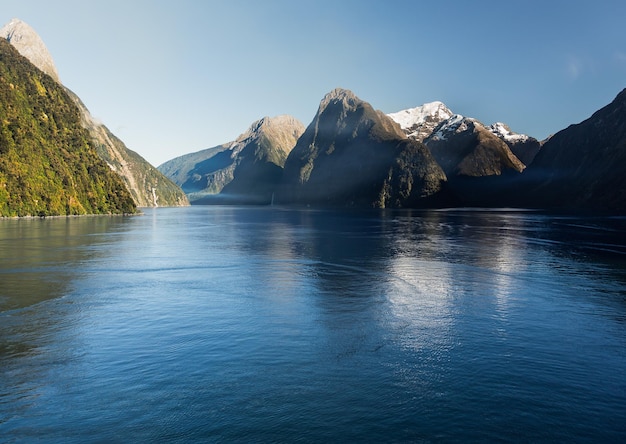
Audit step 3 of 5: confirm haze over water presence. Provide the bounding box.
[1,207,625,442]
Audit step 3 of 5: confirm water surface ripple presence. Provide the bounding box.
[1,207,625,442]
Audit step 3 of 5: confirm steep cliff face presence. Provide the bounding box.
[0,39,136,216]
[66,90,188,207]
[488,122,542,166]
[387,101,453,142]
[520,89,626,211]
[159,115,305,204]
[424,116,526,177]
[1,18,188,207]
[387,99,534,207]
[219,115,305,204]
[278,88,449,208]
[0,18,59,82]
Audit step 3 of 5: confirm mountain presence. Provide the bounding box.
[67,90,188,207]
[0,38,136,216]
[488,122,542,166]
[0,18,59,82]
[159,115,305,204]
[519,88,626,211]
[277,88,449,208]
[387,102,531,206]
[424,115,526,177]
[388,101,537,169]
[387,101,453,141]
[1,18,188,207]
[158,144,231,196]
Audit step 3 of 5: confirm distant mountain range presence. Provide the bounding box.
[1,18,188,209]
[2,18,624,214]
[161,86,626,212]
[388,101,542,170]
[159,115,305,204]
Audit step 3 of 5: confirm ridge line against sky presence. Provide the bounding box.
[4,0,626,166]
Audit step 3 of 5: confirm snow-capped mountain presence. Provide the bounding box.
[427,114,476,142]
[389,101,541,166]
[424,115,526,177]
[487,122,542,166]
[388,100,528,176]
[279,88,449,207]
[387,101,453,141]
[488,122,529,143]
[388,101,532,145]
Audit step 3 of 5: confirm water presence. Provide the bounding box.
[1,206,625,442]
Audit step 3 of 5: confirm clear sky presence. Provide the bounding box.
[3,0,626,166]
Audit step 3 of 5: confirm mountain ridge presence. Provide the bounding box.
[388,101,542,167]
[0,38,136,216]
[158,115,305,204]
[66,88,188,207]
[0,18,59,82]
[1,18,188,208]
[159,86,626,212]
[518,87,626,211]
[4,16,623,213]
[277,88,449,207]
[387,101,454,141]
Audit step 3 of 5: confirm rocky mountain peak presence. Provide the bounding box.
[231,115,304,157]
[279,89,448,207]
[488,122,529,143]
[387,101,454,141]
[427,114,476,142]
[310,88,406,143]
[318,88,361,113]
[388,100,538,166]
[1,18,60,82]
[1,18,187,207]
[250,115,304,136]
[423,114,526,177]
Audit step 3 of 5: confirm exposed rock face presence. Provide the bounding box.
[424,116,526,177]
[0,18,59,82]
[278,88,449,208]
[488,122,542,166]
[66,90,189,207]
[159,115,305,204]
[1,18,188,207]
[520,88,626,211]
[387,101,453,141]
[389,101,532,171]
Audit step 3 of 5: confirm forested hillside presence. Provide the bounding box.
[0,39,136,216]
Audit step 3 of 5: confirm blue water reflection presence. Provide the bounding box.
[1,207,625,442]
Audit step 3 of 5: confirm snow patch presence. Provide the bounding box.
[489,122,529,143]
[431,114,469,141]
[387,101,453,130]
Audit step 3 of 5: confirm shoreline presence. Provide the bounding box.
[0,211,144,220]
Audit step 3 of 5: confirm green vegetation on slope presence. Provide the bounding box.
[0,39,136,216]
[67,89,189,207]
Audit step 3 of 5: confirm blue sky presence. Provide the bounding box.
[4,0,626,166]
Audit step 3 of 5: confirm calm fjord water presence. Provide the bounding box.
[1,206,625,442]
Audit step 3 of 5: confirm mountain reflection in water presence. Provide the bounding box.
[1,207,625,442]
